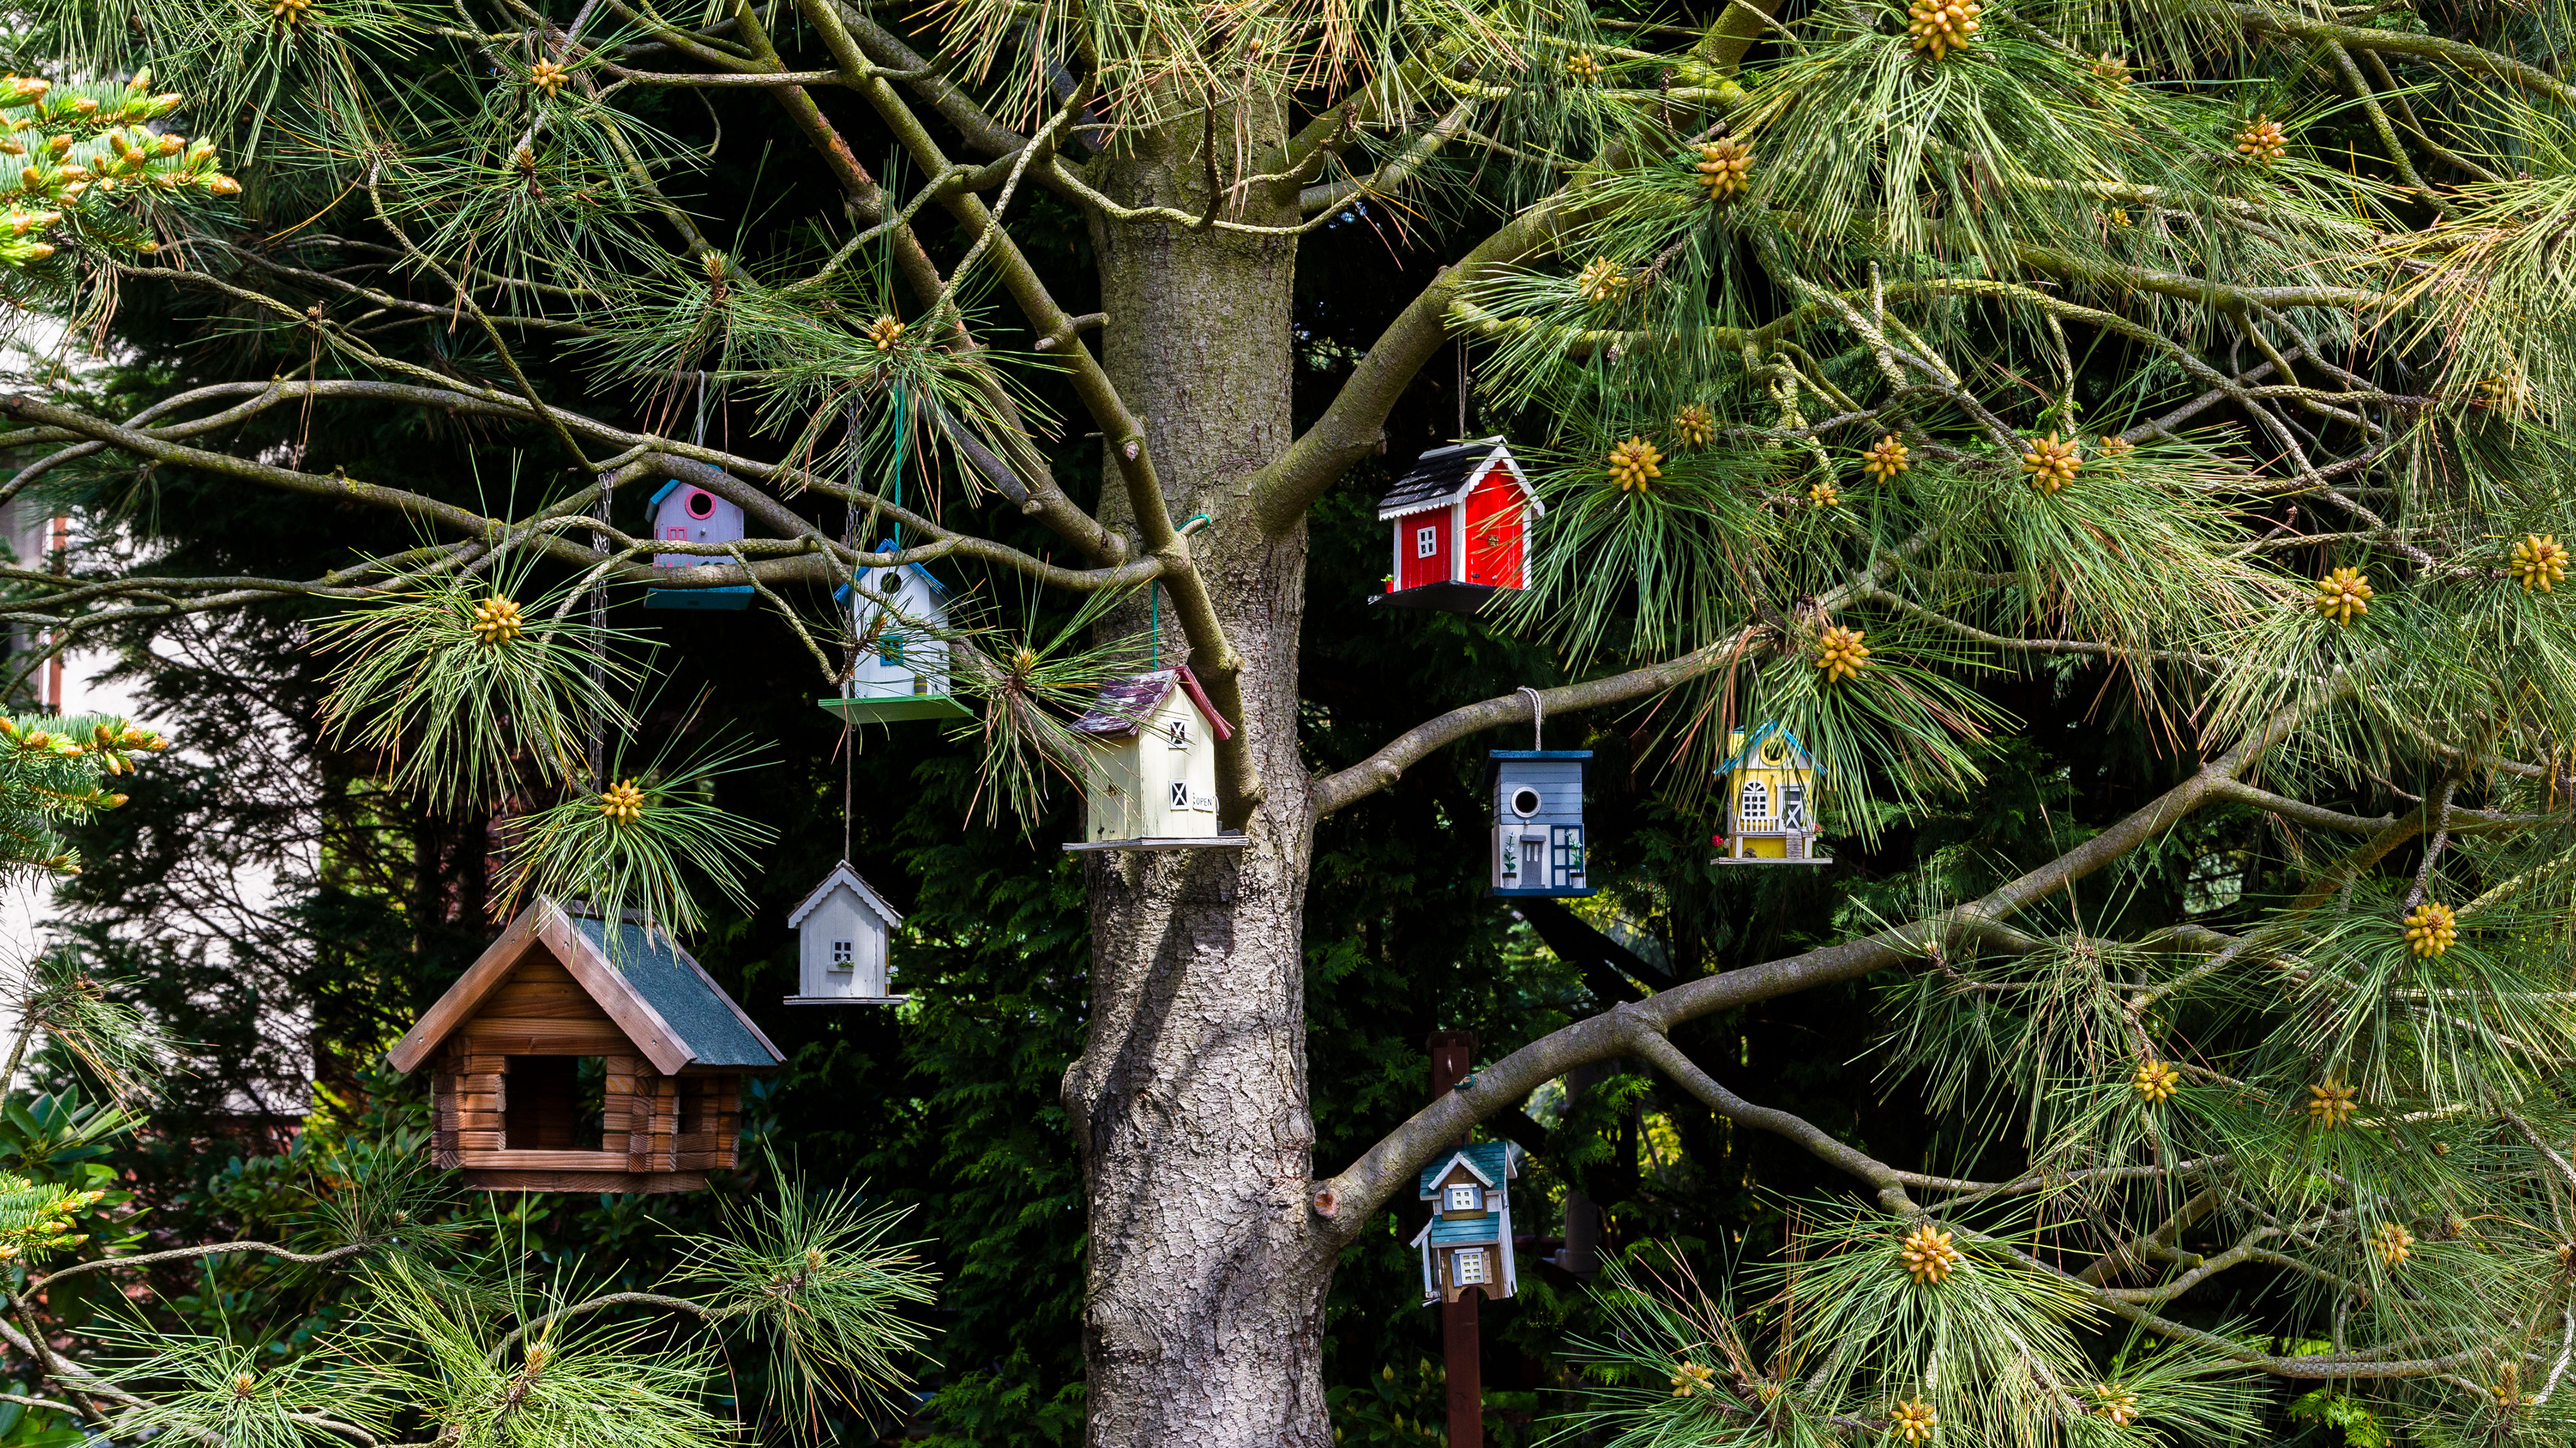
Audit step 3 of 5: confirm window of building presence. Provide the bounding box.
[1782,783,1807,828]
[503,1056,605,1151]
[1739,779,1771,822]
[831,940,854,966]
[1416,525,1439,558]
[881,638,905,667]
[1169,780,1190,809]
[1167,718,1190,748]
[1453,1250,1488,1286]
[1445,1183,1482,1212]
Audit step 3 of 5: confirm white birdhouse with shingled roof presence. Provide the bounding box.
[1411,1140,1521,1303]
[1064,664,1245,851]
[784,861,905,1005]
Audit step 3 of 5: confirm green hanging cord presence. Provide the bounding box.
[1150,582,1159,669]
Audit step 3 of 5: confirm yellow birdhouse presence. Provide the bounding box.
[1713,724,1831,866]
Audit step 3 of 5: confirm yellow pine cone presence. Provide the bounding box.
[1576,256,1628,304]
[2091,53,2130,87]
[2308,1080,2359,1129]
[1861,433,1910,480]
[1695,138,1752,199]
[868,314,906,350]
[597,780,646,825]
[2371,1221,2414,1267]
[1809,480,1841,509]
[1898,1223,1963,1284]
[2235,114,2288,164]
[1606,436,1664,492]
[2098,434,2135,456]
[1891,1398,1938,1444]
[1906,0,1979,58]
[2021,432,2081,493]
[1671,404,1716,448]
[2312,566,2373,624]
[270,0,313,22]
[1814,625,1869,683]
[2133,1058,2180,1104]
[2093,1384,2140,1427]
[2510,533,2569,593]
[530,60,569,96]
[2107,206,2131,227]
[2402,900,2457,957]
[1564,51,1602,81]
[2478,373,2533,413]
[469,596,525,645]
[1669,1359,1716,1397]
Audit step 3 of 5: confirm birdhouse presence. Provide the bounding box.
[388,896,784,1193]
[1063,664,1248,852]
[1410,1140,1521,1303]
[784,861,905,1005]
[1372,437,1542,614]
[645,478,752,610]
[818,544,969,724]
[1713,724,1831,865]
[1489,750,1593,897]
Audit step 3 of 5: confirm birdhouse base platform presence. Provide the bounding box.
[1368,581,1510,615]
[782,994,912,1006]
[1712,856,1834,866]
[1063,835,1252,853]
[463,1167,708,1195]
[1491,886,1597,898]
[646,586,754,610]
[817,695,974,724]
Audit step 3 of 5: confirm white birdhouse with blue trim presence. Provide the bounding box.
[1489,750,1592,897]
[783,861,905,1005]
[645,479,752,610]
[1410,1140,1521,1303]
[820,544,970,725]
[1713,724,1831,865]
[1062,665,1246,852]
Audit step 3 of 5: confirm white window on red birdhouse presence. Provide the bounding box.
[1416,525,1438,558]
[1740,779,1771,823]
[1445,1183,1482,1212]
[1453,1250,1488,1286]
[831,940,853,967]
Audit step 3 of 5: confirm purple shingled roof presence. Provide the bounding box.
[1071,663,1234,741]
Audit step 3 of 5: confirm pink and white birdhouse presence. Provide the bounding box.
[646,479,752,610]
[1372,437,1541,615]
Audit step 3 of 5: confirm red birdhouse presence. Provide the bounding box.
[1371,437,1541,614]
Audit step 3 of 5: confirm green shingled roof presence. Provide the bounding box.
[1417,1140,1514,1198]
[1424,1214,1504,1246]
[569,914,781,1069]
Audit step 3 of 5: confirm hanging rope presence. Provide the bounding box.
[1517,685,1543,751]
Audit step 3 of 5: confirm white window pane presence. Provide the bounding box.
[1453,1250,1487,1285]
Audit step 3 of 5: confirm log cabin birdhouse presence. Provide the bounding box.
[1713,724,1832,865]
[1063,664,1247,852]
[819,544,969,724]
[1489,750,1593,897]
[1411,1141,1521,1303]
[1372,438,1541,614]
[388,896,784,1192]
[645,478,752,610]
[784,861,905,1006]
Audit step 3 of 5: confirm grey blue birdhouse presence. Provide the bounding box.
[1489,750,1592,897]
[784,861,906,1005]
[1410,1140,1521,1303]
[645,479,752,610]
[819,544,969,724]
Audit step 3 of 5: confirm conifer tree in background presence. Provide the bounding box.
[9,0,2576,1444]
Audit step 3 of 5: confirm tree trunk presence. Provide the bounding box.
[1060,98,1335,1447]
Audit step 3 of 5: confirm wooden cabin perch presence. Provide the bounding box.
[388,896,784,1193]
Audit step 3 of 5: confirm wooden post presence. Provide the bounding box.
[1426,1030,1480,1448]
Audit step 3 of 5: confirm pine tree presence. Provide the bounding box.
[10,0,2576,1444]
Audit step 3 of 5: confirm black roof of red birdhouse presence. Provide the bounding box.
[1377,437,1533,520]
[1071,664,1233,741]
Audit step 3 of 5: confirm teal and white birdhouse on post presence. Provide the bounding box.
[819,544,970,725]
[643,478,753,610]
[1489,751,1592,897]
[1411,1140,1521,1303]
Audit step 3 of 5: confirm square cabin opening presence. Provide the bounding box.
[503,1056,606,1150]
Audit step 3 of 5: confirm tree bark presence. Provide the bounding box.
[1060,95,1335,1448]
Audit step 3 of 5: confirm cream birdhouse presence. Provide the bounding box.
[1713,724,1831,865]
[1063,665,1247,852]
[783,861,905,1005]
[1410,1141,1521,1303]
